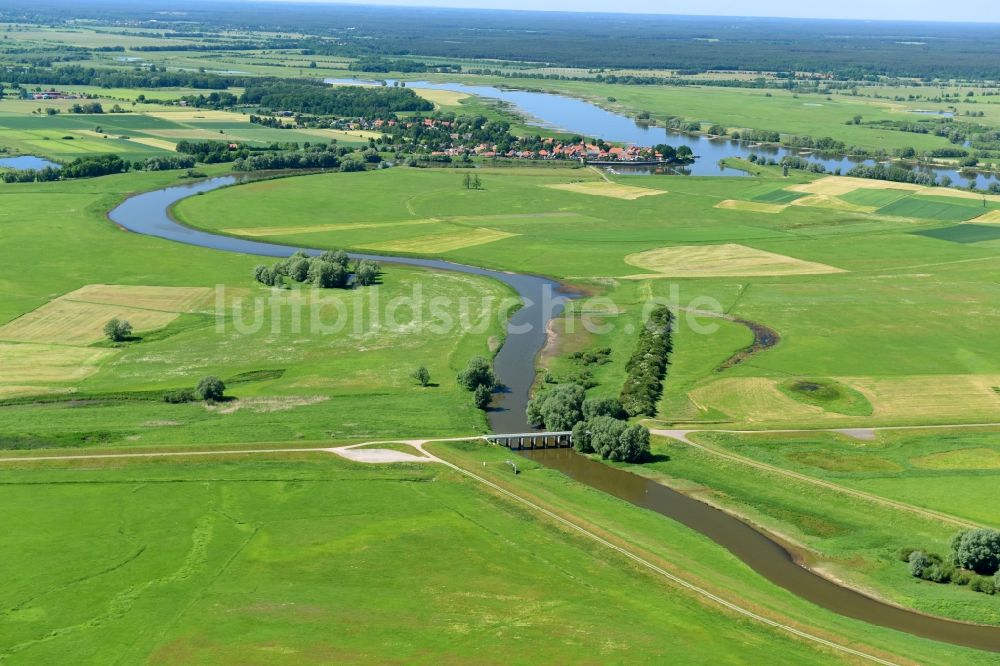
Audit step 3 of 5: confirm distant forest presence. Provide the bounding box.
[5,1,1000,80]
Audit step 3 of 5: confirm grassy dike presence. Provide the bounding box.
[610,434,1000,626]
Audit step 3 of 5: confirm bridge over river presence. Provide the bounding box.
[486,431,573,450]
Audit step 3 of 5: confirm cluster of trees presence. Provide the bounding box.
[253,250,380,289]
[239,83,433,116]
[141,155,197,171]
[619,307,673,417]
[177,91,239,109]
[905,528,1000,596]
[175,139,248,164]
[782,135,846,152]
[68,102,105,114]
[526,384,650,463]
[61,154,128,179]
[730,129,781,144]
[778,155,829,174]
[456,356,496,410]
[846,163,937,186]
[652,143,695,162]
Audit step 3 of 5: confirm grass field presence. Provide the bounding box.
[0,445,986,665]
[715,198,788,213]
[623,243,844,277]
[173,166,1000,429]
[543,180,667,199]
[619,432,1000,626]
[1,20,999,664]
[0,170,511,447]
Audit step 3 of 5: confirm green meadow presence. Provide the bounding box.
[0,445,986,666]
[175,167,1000,429]
[690,429,1000,528]
[0,170,508,448]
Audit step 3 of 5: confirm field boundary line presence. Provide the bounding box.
[420,441,901,666]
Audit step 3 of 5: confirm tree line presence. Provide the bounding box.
[619,307,673,417]
[1,153,195,183]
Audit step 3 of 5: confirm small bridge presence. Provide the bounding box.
[485,431,573,450]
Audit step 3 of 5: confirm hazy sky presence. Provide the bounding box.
[270,0,1000,23]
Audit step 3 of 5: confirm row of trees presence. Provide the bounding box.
[526,383,650,463]
[846,163,937,186]
[619,307,674,417]
[906,528,1000,596]
[2,154,196,183]
[253,250,380,289]
[239,83,433,117]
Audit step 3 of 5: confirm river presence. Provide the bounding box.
[327,77,999,190]
[107,175,1000,653]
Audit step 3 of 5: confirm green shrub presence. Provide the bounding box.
[162,389,196,404]
[969,576,996,595]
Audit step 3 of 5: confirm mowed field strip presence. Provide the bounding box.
[974,210,1000,224]
[223,218,439,237]
[0,343,115,383]
[357,228,518,253]
[715,199,788,214]
[544,181,667,200]
[0,299,180,345]
[624,243,845,278]
[0,285,215,392]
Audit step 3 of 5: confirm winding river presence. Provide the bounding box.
[108,176,1000,653]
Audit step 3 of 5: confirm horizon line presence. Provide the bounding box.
[240,0,1000,25]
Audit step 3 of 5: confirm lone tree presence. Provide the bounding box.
[103,317,132,342]
[457,356,496,391]
[411,366,431,387]
[951,528,1000,575]
[196,376,226,402]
